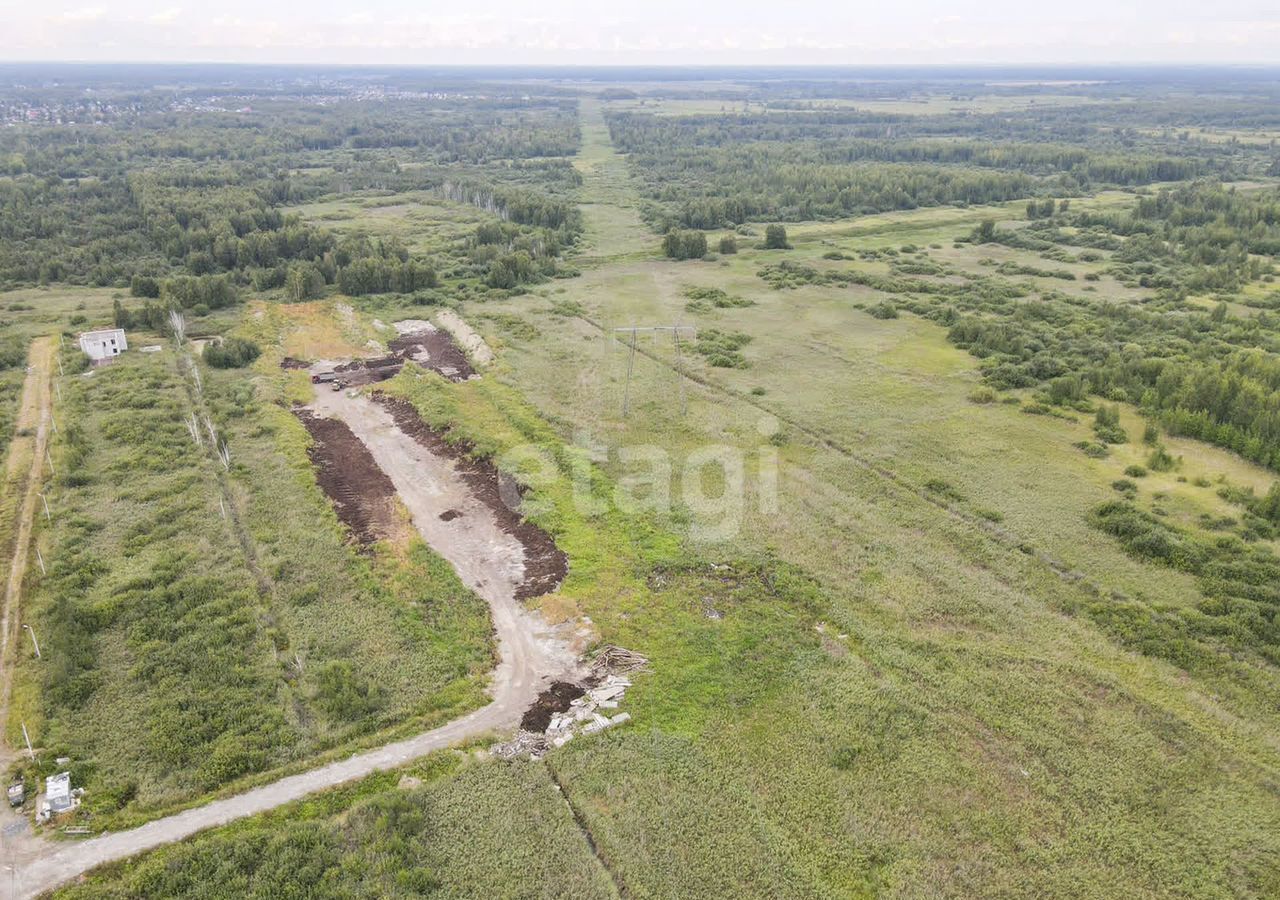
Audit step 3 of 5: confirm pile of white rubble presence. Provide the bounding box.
[494,645,648,760]
[546,675,633,749]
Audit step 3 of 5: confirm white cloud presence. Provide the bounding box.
[57,6,107,22]
[7,0,1280,63]
[147,7,183,25]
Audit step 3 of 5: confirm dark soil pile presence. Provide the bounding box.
[389,329,475,382]
[372,394,569,600]
[520,681,585,732]
[334,355,403,386]
[295,409,399,546]
[280,356,309,370]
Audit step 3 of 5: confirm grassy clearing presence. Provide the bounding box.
[55,751,618,899]
[285,191,493,258]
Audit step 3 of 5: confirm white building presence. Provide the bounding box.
[36,771,80,824]
[78,328,127,362]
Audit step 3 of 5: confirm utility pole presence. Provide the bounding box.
[21,724,34,760]
[613,325,696,418]
[23,625,40,659]
[34,548,45,575]
[38,493,50,522]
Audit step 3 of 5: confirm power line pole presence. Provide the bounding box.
[613,325,695,418]
[23,625,40,659]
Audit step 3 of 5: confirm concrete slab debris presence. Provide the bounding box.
[497,646,649,758]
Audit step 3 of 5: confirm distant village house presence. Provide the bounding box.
[78,328,127,362]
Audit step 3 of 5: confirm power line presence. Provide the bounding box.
[613,325,695,418]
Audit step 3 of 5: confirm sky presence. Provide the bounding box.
[1,0,1278,66]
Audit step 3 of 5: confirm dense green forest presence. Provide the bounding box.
[0,94,581,301]
[607,102,1274,229]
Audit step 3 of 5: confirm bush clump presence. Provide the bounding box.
[763,224,791,250]
[1147,445,1177,472]
[1093,404,1127,444]
[662,229,708,260]
[693,329,752,368]
[203,338,262,369]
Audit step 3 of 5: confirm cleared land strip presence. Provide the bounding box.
[0,337,55,751]
[14,386,576,899]
[572,100,650,264]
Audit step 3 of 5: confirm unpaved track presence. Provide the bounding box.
[12,388,576,899]
[0,337,55,747]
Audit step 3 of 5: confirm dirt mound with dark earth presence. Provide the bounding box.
[372,394,569,600]
[389,328,475,382]
[280,356,309,370]
[322,329,475,387]
[520,681,585,732]
[334,355,403,386]
[295,409,399,546]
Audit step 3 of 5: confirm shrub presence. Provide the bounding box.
[718,236,738,254]
[1124,465,1149,478]
[1147,445,1176,472]
[683,287,753,311]
[662,229,708,260]
[763,224,790,250]
[1095,424,1127,444]
[203,338,262,369]
[693,330,752,368]
[868,301,898,320]
[315,661,380,721]
[1074,440,1109,458]
[968,386,998,404]
[923,478,964,502]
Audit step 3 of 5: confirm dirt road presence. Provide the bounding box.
[12,387,577,898]
[0,337,55,750]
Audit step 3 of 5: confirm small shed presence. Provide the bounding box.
[78,328,128,362]
[36,771,81,824]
